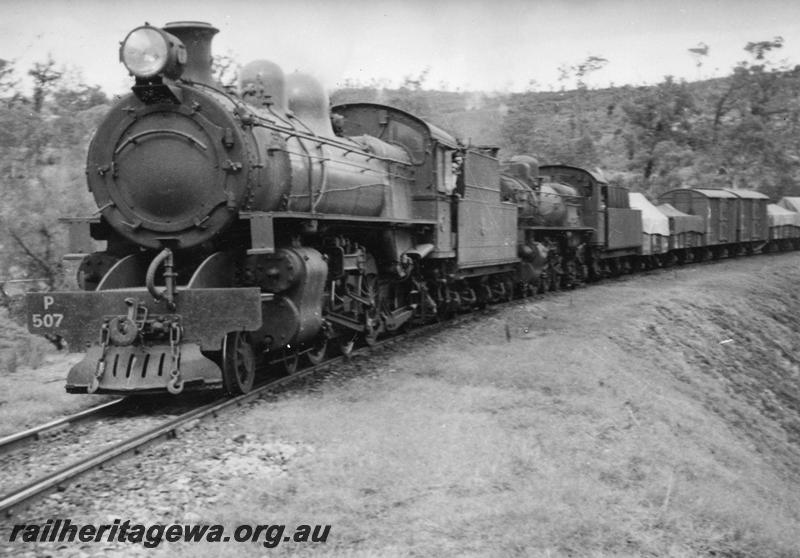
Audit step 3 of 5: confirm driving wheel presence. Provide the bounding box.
[222,331,255,395]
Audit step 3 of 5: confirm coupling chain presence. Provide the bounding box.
[88,322,111,393]
[166,320,184,395]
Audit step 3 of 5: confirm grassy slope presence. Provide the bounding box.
[167,254,800,558]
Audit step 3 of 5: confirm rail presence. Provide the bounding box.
[0,399,125,455]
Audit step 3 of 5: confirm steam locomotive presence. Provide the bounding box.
[25,21,800,395]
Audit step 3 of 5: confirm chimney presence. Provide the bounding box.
[163,21,219,85]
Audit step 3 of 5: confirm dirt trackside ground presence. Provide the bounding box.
[3,253,800,557]
[161,252,800,557]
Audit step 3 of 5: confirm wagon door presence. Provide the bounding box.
[718,198,729,243]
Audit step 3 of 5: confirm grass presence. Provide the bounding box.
[0,351,108,436]
[0,307,113,435]
[0,306,49,372]
[171,303,800,557]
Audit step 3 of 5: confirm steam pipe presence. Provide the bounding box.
[146,248,176,308]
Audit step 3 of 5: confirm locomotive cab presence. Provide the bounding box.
[539,165,641,258]
[332,103,517,267]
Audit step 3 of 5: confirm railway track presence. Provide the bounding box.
[0,322,445,518]
[0,398,125,455]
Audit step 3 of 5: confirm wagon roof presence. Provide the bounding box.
[768,203,796,215]
[724,188,769,200]
[629,192,669,236]
[778,197,800,211]
[691,188,739,198]
[768,203,800,227]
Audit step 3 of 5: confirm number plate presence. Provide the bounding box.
[28,294,67,331]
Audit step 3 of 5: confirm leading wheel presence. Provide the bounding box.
[222,331,255,395]
[279,347,299,375]
[338,335,356,358]
[364,322,379,346]
[305,337,328,366]
[538,273,549,294]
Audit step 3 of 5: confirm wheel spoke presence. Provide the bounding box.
[222,331,255,395]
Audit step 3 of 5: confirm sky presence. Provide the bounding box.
[2,0,800,96]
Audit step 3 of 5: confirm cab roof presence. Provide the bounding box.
[332,102,459,149]
[539,164,609,185]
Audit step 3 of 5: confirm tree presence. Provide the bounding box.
[213,52,241,88]
[573,56,609,90]
[744,36,783,61]
[500,93,540,154]
[386,68,433,118]
[558,56,608,90]
[52,83,107,114]
[554,55,609,142]
[0,59,19,97]
[708,37,789,140]
[28,56,63,113]
[621,76,698,188]
[688,42,709,79]
[703,37,800,195]
[0,56,101,295]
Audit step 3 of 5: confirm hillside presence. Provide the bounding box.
[333,69,800,199]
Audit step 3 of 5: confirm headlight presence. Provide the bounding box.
[120,25,186,80]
